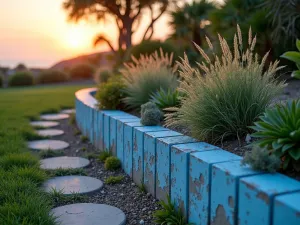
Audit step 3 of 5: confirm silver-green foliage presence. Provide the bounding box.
[242,147,281,173]
[251,99,300,170]
[141,102,163,126]
[165,25,285,142]
[151,88,182,110]
[281,39,300,79]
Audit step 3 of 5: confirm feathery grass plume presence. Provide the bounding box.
[165,25,286,143]
[121,49,178,109]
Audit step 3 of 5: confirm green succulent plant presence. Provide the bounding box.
[151,88,182,110]
[251,99,300,170]
[281,39,300,79]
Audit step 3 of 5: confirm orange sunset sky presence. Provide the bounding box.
[0,0,220,68]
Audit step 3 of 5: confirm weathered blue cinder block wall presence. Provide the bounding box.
[75,88,300,225]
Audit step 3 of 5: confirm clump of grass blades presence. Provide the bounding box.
[69,113,76,125]
[7,167,48,185]
[105,176,124,185]
[40,108,59,114]
[47,168,87,177]
[21,129,45,141]
[153,196,192,225]
[165,25,285,143]
[121,49,178,109]
[98,151,112,162]
[39,150,64,159]
[48,188,87,207]
[0,153,39,170]
[80,135,89,143]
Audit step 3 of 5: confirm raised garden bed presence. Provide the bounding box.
[76,87,300,225]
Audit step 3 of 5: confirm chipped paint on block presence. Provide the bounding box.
[132,127,169,186]
[144,131,182,197]
[211,161,261,225]
[171,142,219,219]
[189,149,241,225]
[239,174,300,225]
[123,122,144,177]
[156,136,196,202]
[109,115,139,156]
[273,192,300,225]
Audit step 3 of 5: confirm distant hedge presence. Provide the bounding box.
[0,73,3,88]
[8,71,34,87]
[69,63,95,80]
[95,69,112,84]
[125,40,180,62]
[37,69,69,84]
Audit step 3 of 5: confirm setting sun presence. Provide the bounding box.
[65,27,89,50]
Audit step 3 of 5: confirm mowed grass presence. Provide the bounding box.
[0,84,92,225]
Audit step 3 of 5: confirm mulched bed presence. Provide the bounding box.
[49,119,161,225]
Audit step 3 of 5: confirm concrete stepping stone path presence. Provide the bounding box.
[40,113,69,121]
[43,176,103,195]
[51,203,126,225]
[40,157,90,170]
[61,109,75,114]
[36,129,64,137]
[28,140,69,151]
[30,121,59,128]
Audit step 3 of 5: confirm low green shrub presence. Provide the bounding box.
[9,167,48,184]
[98,151,112,162]
[95,69,111,84]
[141,102,163,126]
[95,76,126,109]
[37,69,69,84]
[281,39,300,79]
[80,135,89,143]
[151,88,182,110]
[126,40,180,62]
[153,196,191,225]
[69,63,95,79]
[105,175,124,184]
[0,73,3,88]
[122,50,178,109]
[242,147,281,173]
[104,156,121,170]
[165,25,285,143]
[8,71,34,87]
[251,99,300,170]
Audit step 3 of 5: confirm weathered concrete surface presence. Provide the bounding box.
[156,136,196,202]
[171,142,220,220]
[40,113,69,121]
[273,192,300,225]
[36,129,64,137]
[43,176,103,195]
[51,203,126,225]
[144,131,182,197]
[61,109,75,114]
[239,174,300,225]
[30,121,59,128]
[210,161,261,225]
[189,149,241,225]
[40,157,90,170]
[28,140,69,151]
[132,127,169,186]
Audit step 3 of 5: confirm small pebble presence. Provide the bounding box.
[139,219,145,224]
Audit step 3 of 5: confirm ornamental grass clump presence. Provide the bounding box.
[121,49,178,109]
[166,25,285,143]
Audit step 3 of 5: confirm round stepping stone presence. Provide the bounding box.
[28,140,69,151]
[36,129,64,137]
[40,157,90,170]
[30,121,59,128]
[61,109,75,114]
[40,113,69,121]
[51,203,126,225]
[43,176,103,195]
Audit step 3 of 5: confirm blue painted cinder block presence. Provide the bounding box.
[144,131,183,197]
[123,121,144,176]
[239,174,300,225]
[171,142,220,219]
[273,192,300,225]
[211,161,261,225]
[156,136,197,202]
[109,115,139,156]
[116,118,140,165]
[189,149,241,225]
[132,127,170,186]
[88,106,94,142]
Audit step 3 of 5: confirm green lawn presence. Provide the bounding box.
[0,84,93,224]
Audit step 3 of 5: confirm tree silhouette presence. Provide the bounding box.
[63,0,174,52]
